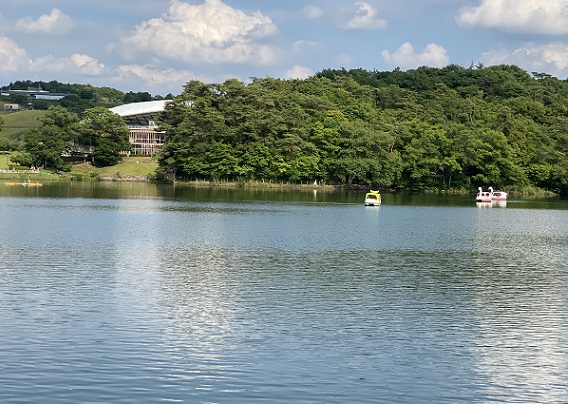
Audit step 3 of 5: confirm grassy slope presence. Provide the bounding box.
[0,110,46,138]
[70,156,159,179]
[1,157,158,180]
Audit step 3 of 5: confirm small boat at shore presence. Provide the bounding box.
[364,190,381,206]
[5,182,43,187]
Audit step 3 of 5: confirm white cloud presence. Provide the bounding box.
[121,0,279,65]
[342,2,387,30]
[113,64,215,94]
[480,42,568,77]
[292,40,322,54]
[456,0,568,35]
[0,36,31,72]
[0,35,103,78]
[27,54,105,77]
[381,42,450,69]
[302,5,324,20]
[15,8,76,35]
[70,54,105,75]
[284,65,312,79]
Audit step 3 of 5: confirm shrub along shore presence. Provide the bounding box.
[0,152,557,194]
[0,160,556,196]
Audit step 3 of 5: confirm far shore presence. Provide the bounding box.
[0,156,559,196]
[0,170,558,196]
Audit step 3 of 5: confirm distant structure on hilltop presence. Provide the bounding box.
[1,88,70,101]
[109,100,168,156]
[2,103,21,111]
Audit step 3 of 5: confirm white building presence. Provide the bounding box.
[109,100,168,155]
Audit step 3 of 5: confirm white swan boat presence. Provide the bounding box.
[476,186,494,202]
[492,190,507,201]
[476,187,507,203]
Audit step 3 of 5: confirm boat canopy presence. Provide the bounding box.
[365,190,380,198]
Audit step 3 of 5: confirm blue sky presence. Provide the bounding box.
[1,0,568,96]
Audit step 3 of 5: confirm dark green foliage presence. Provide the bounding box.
[1,80,164,113]
[159,64,568,193]
[123,91,153,103]
[16,105,130,170]
[18,106,77,170]
[77,107,130,167]
[90,138,122,167]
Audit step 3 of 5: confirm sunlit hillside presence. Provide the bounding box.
[0,109,46,139]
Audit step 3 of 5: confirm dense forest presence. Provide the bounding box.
[157,65,568,195]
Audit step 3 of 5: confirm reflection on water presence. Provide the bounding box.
[0,185,567,403]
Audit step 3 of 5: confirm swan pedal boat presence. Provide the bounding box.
[476,187,507,203]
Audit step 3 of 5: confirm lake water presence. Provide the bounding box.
[1,182,567,403]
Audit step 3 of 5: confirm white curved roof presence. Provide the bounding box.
[109,100,168,127]
[109,100,168,117]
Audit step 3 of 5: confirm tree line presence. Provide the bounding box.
[157,65,568,195]
[9,106,130,170]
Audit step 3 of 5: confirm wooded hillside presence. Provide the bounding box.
[157,65,568,195]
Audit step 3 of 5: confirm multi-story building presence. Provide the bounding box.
[109,100,168,156]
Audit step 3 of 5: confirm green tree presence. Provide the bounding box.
[7,151,33,168]
[40,105,79,128]
[0,137,13,151]
[77,107,130,167]
[20,126,69,169]
[18,106,79,170]
[155,66,568,191]
[400,121,460,189]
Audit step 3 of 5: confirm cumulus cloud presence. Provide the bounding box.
[25,54,105,77]
[342,2,387,30]
[70,54,105,75]
[0,35,104,77]
[121,0,279,65]
[480,42,568,77]
[284,65,312,79]
[302,5,324,20]
[292,40,323,54]
[456,0,568,35]
[113,64,212,93]
[0,36,31,72]
[381,42,450,69]
[15,8,76,35]
[117,65,193,85]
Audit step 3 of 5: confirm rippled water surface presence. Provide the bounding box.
[1,184,567,403]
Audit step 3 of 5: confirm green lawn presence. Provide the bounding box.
[0,110,46,138]
[0,149,8,169]
[1,155,158,181]
[70,156,159,178]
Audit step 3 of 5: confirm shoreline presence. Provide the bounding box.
[0,171,559,196]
